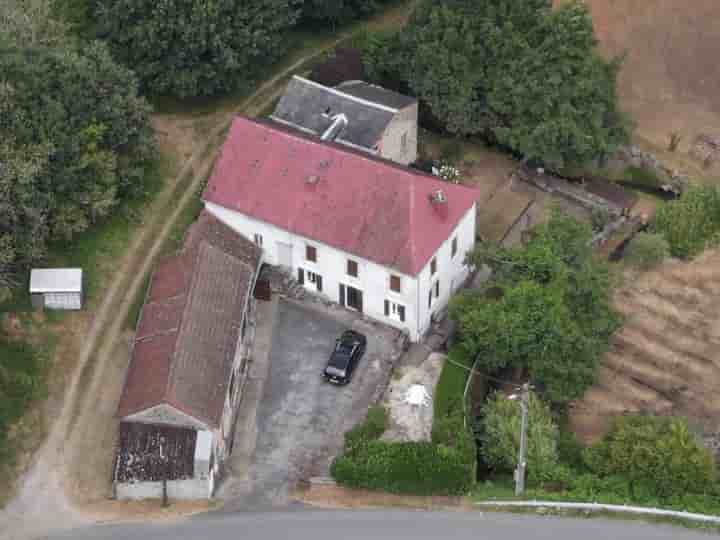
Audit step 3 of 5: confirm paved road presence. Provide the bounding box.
[49,510,713,540]
[219,299,400,509]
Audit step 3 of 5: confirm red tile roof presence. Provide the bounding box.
[203,116,479,276]
[116,211,262,426]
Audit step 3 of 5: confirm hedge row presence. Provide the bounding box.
[331,436,474,496]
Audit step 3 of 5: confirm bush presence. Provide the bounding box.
[331,439,474,495]
[478,391,559,481]
[653,184,720,258]
[624,232,669,269]
[590,207,612,233]
[584,416,717,499]
[623,166,662,189]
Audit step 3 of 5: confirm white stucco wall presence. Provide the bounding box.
[379,103,419,166]
[205,201,476,342]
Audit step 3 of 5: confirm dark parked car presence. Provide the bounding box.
[323,330,367,385]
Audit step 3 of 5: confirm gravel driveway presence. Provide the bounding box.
[220,298,402,510]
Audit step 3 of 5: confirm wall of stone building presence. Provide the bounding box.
[115,478,211,500]
[379,102,419,166]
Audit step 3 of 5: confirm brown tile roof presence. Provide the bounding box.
[117,211,262,427]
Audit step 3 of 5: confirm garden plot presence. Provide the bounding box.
[381,352,445,442]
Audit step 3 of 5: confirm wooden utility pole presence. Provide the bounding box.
[514,382,531,497]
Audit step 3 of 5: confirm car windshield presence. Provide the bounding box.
[325,366,346,377]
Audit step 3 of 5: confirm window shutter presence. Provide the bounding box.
[298,268,304,285]
[316,274,323,292]
[398,305,405,322]
[357,290,363,313]
[339,284,346,306]
[384,300,389,316]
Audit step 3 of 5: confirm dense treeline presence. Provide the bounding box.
[0,1,156,300]
[361,0,631,169]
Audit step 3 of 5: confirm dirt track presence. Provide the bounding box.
[570,249,720,446]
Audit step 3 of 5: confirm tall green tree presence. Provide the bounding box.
[301,0,390,28]
[452,211,619,403]
[399,0,630,168]
[94,0,301,98]
[479,390,559,479]
[0,40,155,297]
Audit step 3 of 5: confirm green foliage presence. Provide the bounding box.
[93,0,300,98]
[623,165,662,189]
[332,364,477,495]
[590,207,611,233]
[0,40,156,299]
[455,211,619,403]
[398,0,629,168]
[331,439,474,495]
[433,346,472,421]
[584,416,717,499]
[652,185,720,259]
[625,232,669,270]
[479,391,559,481]
[301,0,393,27]
[0,337,47,460]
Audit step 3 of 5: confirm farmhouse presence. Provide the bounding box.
[271,76,418,165]
[114,211,262,499]
[203,116,479,342]
[29,268,83,310]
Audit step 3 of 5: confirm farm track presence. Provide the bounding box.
[571,249,720,446]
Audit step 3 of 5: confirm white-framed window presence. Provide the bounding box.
[428,280,440,308]
[451,236,458,258]
[389,274,401,293]
[254,233,263,247]
[401,132,408,153]
[384,299,406,323]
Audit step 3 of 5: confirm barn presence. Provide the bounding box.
[29,268,83,310]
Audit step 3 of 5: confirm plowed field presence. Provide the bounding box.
[570,249,720,451]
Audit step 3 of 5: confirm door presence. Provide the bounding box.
[44,292,81,310]
[277,241,292,268]
[346,286,363,313]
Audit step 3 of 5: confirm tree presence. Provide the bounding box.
[399,0,630,168]
[479,391,559,480]
[301,0,389,28]
[0,0,68,48]
[585,416,717,498]
[93,0,301,98]
[453,211,619,403]
[0,40,155,292]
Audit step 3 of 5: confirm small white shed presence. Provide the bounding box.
[29,268,83,310]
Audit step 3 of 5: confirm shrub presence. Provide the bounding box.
[478,391,559,481]
[590,207,612,233]
[623,166,662,189]
[624,232,669,269]
[653,184,720,258]
[584,416,717,499]
[331,439,474,495]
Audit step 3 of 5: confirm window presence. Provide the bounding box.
[451,236,458,258]
[430,257,437,276]
[254,233,263,247]
[435,280,440,298]
[306,245,317,262]
[384,300,406,322]
[347,259,358,277]
[390,274,401,293]
[401,132,408,152]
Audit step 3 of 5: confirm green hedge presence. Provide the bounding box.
[331,354,477,496]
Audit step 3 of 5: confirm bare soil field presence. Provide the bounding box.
[570,249,720,448]
[559,0,720,181]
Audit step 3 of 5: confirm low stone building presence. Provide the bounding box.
[113,211,263,500]
[271,75,418,165]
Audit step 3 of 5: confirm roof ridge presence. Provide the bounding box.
[291,75,399,113]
